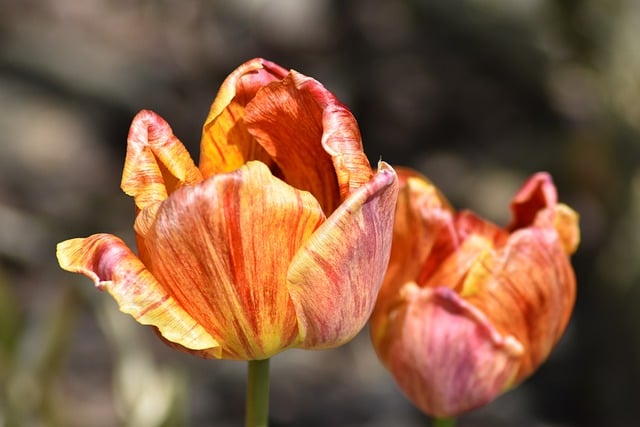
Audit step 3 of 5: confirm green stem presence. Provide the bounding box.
[245,358,270,427]
[433,417,456,427]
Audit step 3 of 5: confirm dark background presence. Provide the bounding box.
[1,0,639,426]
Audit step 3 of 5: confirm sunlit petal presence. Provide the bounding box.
[287,162,398,348]
[300,72,373,198]
[199,58,288,176]
[244,72,341,213]
[56,234,220,357]
[463,226,577,379]
[142,161,326,360]
[122,110,203,210]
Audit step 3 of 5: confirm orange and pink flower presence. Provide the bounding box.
[370,167,579,417]
[57,58,398,361]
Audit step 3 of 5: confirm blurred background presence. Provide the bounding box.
[1,0,639,426]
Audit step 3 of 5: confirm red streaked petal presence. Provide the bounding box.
[287,162,398,349]
[56,234,221,357]
[122,110,203,209]
[144,160,326,360]
[299,72,373,198]
[371,167,454,337]
[462,226,577,380]
[243,72,342,214]
[199,58,289,176]
[381,284,523,418]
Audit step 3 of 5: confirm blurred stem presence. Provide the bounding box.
[37,286,82,426]
[245,358,270,427]
[433,417,456,427]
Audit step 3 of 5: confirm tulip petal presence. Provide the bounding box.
[56,234,221,357]
[418,234,493,296]
[413,211,509,294]
[122,110,203,209]
[382,284,523,417]
[552,203,581,254]
[200,58,289,176]
[305,75,373,198]
[389,168,453,285]
[371,168,454,337]
[462,226,577,379]
[244,71,372,213]
[508,172,557,231]
[243,72,339,213]
[287,162,398,349]
[141,161,326,360]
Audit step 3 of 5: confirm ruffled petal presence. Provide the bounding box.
[380,284,523,418]
[508,172,557,231]
[243,72,341,214]
[244,70,373,214]
[141,161,326,360]
[303,73,373,198]
[199,58,289,177]
[122,110,203,210]
[56,234,221,357]
[462,226,577,380]
[201,58,373,214]
[287,162,398,349]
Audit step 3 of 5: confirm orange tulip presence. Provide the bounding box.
[57,58,398,361]
[370,168,579,417]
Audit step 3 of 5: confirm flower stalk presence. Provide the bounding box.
[433,417,456,427]
[245,358,270,427]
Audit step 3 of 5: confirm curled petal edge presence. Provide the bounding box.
[56,234,221,358]
[122,110,203,209]
[204,58,289,132]
[291,71,373,198]
[199,58,289,176]
[287,161,399,349]
[508,171,556,231]
[403,285,525,357]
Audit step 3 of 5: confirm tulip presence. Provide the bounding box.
[57,58,398,361]
[370,168,579,418]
